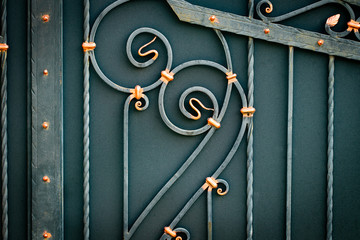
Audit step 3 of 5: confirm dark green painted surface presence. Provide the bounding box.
[2,0,360,239]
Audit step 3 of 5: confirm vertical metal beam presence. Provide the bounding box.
[29,0,63,239]
[327,56,335,240]
[0,0,7,239]
[286,46,294,240]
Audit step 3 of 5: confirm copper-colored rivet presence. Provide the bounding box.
[43,231,51,238]
[264,28,270,34]
[42,176,50,182]
[317,39,324,46]
[209,15,219,23]
[43,69,48,76]
[42,15,50,22]
[42,122,49,130]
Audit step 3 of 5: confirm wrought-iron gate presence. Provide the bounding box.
[1,0,360,239]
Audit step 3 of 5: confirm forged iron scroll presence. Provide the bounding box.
[256,0,360,41]
[86,1,250,239]
[166,0,360,61]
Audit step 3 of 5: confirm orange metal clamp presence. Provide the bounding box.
[82,42,96,52]
[164,227,177,238]
[241,107,256,117]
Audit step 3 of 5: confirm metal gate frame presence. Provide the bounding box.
[0,0,358,239]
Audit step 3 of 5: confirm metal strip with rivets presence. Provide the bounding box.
[166,0,360,61]
[29,0,64,239]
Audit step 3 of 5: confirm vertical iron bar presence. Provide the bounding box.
[123,96,131,239]
[327,56,335,240]
[246,1,254,239]
[207,189,213,240]
[286,46,294,240]
[83,0,90,239]
[0,0,7,239]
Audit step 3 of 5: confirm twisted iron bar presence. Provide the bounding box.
[83,0,90,239]
[1,0,7,239]
[246,38,254,240]
[327,56,335,240]
[246,1,255,239]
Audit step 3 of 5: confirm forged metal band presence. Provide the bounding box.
[241,107,256,117]
[206,177,218,189]
[130,85,144,100]
[0,43,7,51]
[347,20,360,32]
[207,118,221,129]
[164,227,177,238]
[82,42,96,52]
[226,72,237,83]
[160,69,174,83]
[327,56,335,240]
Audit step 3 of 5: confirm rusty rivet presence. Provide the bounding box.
[43,69,48,76]
[264,28,270,34]
[317,39,324,46]
[42,15,50,22]
[42,176,50,183]
[42,122,49,130]
[43,231,52,238]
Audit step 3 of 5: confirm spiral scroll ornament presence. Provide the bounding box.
[84,1,251,239]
